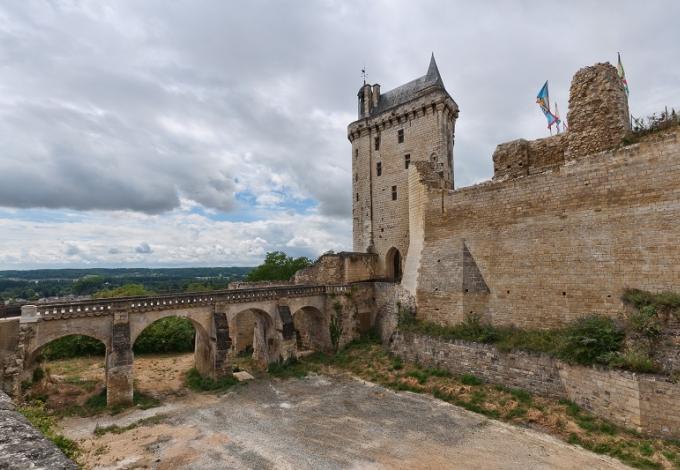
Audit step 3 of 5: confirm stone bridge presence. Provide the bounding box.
[9,284,356,405]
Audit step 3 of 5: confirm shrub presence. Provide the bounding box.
[41,335,105,360]
[133,317,195,354]
[558,315,624,365]
[461,374,483,386]
[605,349,660,374]
[185,368,238,391]
[622,288,680,319]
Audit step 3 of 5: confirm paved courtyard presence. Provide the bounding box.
[63,373,629,469]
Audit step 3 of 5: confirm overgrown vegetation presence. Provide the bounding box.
[278,339,680,470]
[624,107,680,145]
[185,367,238,392]
[18,401,79,460]
[133,317,195,354]
[246,251,312,282]
[41,335,106,360]
[398,298,674,375]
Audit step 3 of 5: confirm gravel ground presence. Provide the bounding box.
[64,373,630,469]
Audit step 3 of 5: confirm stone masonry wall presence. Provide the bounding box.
[416,127,680,328]
[390,332,680,438]
[0,319,19,394]
[292,252,377,285]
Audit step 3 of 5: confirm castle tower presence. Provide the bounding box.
[347,54,459,280]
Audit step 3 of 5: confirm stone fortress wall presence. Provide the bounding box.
[407,63,680,328]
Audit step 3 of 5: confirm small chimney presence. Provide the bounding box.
[372,84,380,108]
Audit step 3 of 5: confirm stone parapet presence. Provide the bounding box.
[0,391,77,469]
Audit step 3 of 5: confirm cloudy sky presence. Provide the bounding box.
[0,1,678,269]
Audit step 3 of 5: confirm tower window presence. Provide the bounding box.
[404,154,410,169]
[355,173,358,182]
[392,185,397,200]
[355,149,359,159]
[356,193,359,201]
[374,136,380,151]
[397,129,404,143]
[376,162,382,176]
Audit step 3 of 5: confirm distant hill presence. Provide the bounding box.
[0,267,253,304]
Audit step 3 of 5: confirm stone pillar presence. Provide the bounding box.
[252,316,269,366]
[277,303,297,361]
[106,312,133,406]
[211,311,232,378]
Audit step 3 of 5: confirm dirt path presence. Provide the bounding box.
[59,372,630,469]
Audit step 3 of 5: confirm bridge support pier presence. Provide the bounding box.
[195,311,232,379]
[106,313,133,407]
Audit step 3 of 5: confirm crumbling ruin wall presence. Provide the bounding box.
[492,63,630,181]
[293,252,377,285]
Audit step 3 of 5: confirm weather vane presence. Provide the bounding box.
[361,67,367,85]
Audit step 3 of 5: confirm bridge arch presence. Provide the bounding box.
[130,308,214,376]
[229,308,274,366]
[292,306,331,352]
[26,332,108,371]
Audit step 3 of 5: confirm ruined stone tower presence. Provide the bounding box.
[347,54,458,280]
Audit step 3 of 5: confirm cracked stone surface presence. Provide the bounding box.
[0,392,77,470]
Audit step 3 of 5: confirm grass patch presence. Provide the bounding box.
[18,401,79,460]
[460,374,483,386]
[185,368,238,392]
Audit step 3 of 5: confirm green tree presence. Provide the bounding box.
[72,275,106,295]
[246,251,312,282]
[93,283,153,299]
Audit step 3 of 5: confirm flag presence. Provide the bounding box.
[617,52,629,96]
[536,81,560,129]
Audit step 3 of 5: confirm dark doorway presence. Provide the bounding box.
[386,247,402,282]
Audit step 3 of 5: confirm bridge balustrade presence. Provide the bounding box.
[29,284,345,320]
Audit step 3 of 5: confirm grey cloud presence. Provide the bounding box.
[135,242,153,254]
[64,244,80,256]
[0,0,678,221]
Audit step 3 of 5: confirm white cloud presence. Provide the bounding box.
[0,1,678,268]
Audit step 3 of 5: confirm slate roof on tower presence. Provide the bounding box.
[370,54,450,116]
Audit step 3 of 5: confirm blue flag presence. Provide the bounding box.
[536,81,560,129]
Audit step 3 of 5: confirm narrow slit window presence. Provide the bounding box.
[355,149,359,159]
[392,185,397,200]
[397,129,404,143]
[374,136,380,151]
[404,154,410,169]
[355,173,358,182]
[376,161,382,176]
[356,193,359,201]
